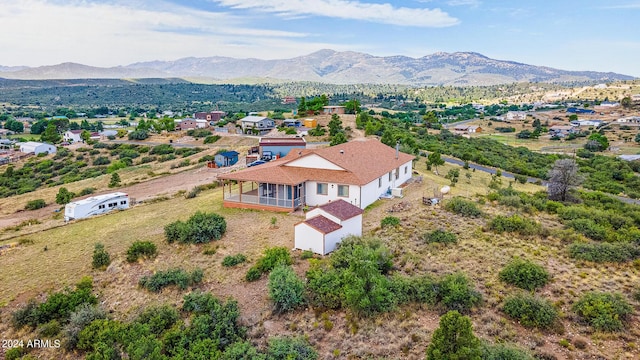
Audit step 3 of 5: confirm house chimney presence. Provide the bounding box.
[395,140,399,160]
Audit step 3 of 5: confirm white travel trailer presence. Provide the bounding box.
[64,192,130,221]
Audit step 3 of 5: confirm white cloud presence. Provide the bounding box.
[212,0,459,27]
[447,0,481,7]
[0,0,347,66]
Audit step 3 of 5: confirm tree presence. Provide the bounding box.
[327,114,343,136]
[426,310,482,360]
[621,96,632,109]
[80,130,91,143]
[4,119,24,133]
[635,132,640,143]
[30,120,48,134]
[109,173,121,188]
[445,168,460,186]
[568,114,578,121]
[532,118,541,129]
[56,187,75,205]
[330,132,348,146]
[268,264,305,313]
[297,96,307,115]
[547,158,582,202]
[427,151,445,175]
[41,123,62,143]
[92,243,111,270]
[344,99,361,114]
[586,133,609,151]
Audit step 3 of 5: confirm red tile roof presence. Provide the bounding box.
[318,199,363,221]
[219,139,414,186]
[304,215,342,234]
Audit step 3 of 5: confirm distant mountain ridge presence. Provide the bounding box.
[0,50,634,85]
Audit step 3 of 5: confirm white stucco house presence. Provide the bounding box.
[64,130,83,143]
[294,199,363,255]
[19,141,56,155]
[218,139,415,212]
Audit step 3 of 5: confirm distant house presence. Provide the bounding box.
[505,111,527,121]
[19,141,56,155]
[619,155,640,162]
[90,132,101,141]
[283,119,301,127]
[214,151,239,167]
[616,116,640,125]
[454,125,482,134]
[259,137,306,159]
[282,96,297,104]
[567,107,596,114]
[549,125,578,137]
[323,106,345,115]
[64,130,83,143]
[178,118,198,130]
[218,139,415,212]
[294,199,363,255]
[240,116,275,135]
[194,111,225,122]
[571,120,606,128]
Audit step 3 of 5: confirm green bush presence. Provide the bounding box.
[426,310,482,360]
[246,247,292,281]
[78,187,96,196]
[164,211,227,244]
[25,199,46,210]
[498,258,549,291]
[489,214,543,236]
[38,319,61,337]
[92,243,111,270]
[268,264,305,313]
[204,135,221,144]
[573,292,633,332]
[305,263,343,310]
[438,273,482,313]
[222,254,247,267]
[266,336,318,360]
[134,304,179,336]
[503,293,558,329]
[150,144,174,155]
[424,229,458,244]
[62,304,107,350]
[565,218,610,241]
[568,242,640,263]
[444,197,483,217]
[245,267,262,282]
[390,274,439,305]
[186,129,212,138]
[138,268,203,292]
[126,241,158,262]
[380,216,400,228]
[128,130,149,140]
[5,347,27,360]
[12,282,97,329]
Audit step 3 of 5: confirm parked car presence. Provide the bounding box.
[247,160,267,167]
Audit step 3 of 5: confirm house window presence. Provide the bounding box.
[388,172,392,181]
[378,177,382,188]
[337,185,349,197]
[317,183,328,195]
[396,167,400,179]
[404,166,408,174]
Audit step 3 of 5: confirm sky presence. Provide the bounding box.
[0,0,639,76]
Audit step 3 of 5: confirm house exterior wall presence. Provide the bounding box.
[294,223,325,254]
[64,132,82,143]
[305,182,360,208]
[359,159,412,209]
[20,143,56,155]
[285,154,343,170]
[262,145,306,158]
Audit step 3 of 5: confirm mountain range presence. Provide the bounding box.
[0,50,634,85]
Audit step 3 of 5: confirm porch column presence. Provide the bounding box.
[239,182,243,203]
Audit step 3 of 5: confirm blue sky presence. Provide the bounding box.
[1,0,638,76]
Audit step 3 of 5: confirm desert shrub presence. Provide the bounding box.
[4,347,27,360]
[300,250,314,259]
[78,187,96,196]
[150,144,174,155]
[92,243,111,270]
[222,341,266,360]
[305,263,343,309]
[25,198,46,210]
[134,304,179,335]
[76,319,123,352]
[499,258,549,291]
[573,292,633,332]
[482,342,534,360]
[246,247,292,281]
[158,153,177,162]
[164,211,226,244]
[138,268,203,292]
[12,281,97,329]
[545,201,564,214]
[204,135,221,144]
[140,156,156,164]
[426,310,482,360]
[380,215,400,228]
[245,267,262,282]
[390,274,439,305]
[489,214,543,236]
[126,241,158,262]
[62,304,107,350]
[564,218,609,241]
[268,264,305,313]
[186,129,212,138]
[445,197,483,217]
[38,319,61,337]
[503,293,558,329]
[438,273,482,313]
[185,185,203,199]
[128,130,148,140]
[118,149,140,160]
[222,254,247,267]
[424,229,458,244]
[568,242,639,263]
[266,336,318,360]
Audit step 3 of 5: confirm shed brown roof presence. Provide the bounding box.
[304,215,342,234]
[219,139,414,186]
[318,199,363,221]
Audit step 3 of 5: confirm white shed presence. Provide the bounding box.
[294,199,363,255]
[19,141,56,155]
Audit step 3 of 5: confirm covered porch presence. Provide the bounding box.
[222,180,305,212]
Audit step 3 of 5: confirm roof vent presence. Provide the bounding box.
[339,150,344,154]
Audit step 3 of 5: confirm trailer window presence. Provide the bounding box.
[120,201,127,205]
[99,205,105,209]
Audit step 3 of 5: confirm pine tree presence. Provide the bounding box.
[426,310,482,360]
